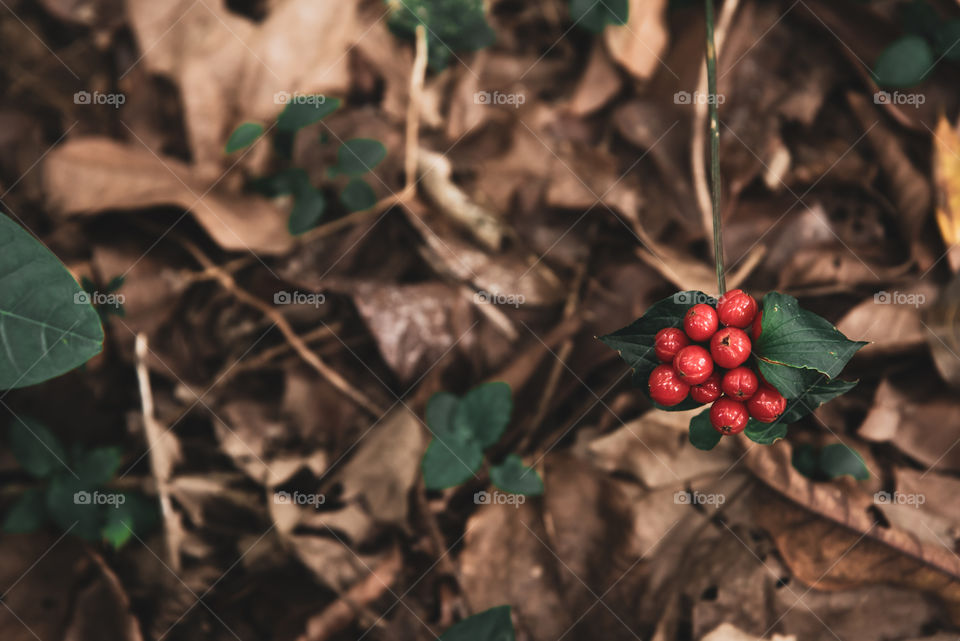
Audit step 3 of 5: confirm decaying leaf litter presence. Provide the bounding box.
[3,0,960,639]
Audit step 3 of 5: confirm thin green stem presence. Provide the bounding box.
[705,0,726,296]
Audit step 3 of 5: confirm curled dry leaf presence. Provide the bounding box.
[44,138,294,254]
[603,0,669,81]
[836,293,927,356]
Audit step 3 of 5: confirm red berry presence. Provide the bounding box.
[717,289,758,328]
[710,327,752,369]
[747,384,787,423]
[709,398,749,435]
[654,327,690,363]
[683,304,719,342]
[751,311,763,341]
[672,345,713,385]
[721,367,759,400]
[690,372,722,404]
[648,364,690,406]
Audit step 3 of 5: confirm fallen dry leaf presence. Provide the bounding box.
[604,0,669,81]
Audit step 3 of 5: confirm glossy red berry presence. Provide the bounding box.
[710,398,749,435]
[717,289,758,329]
[747,384,787,423]
[710,327,752,369]
[751,311,763,341]
[654,327,690,363]
[683,304,719,342]
[690,372,722,404]
[721,367,759,400]
[672,345,714,385]
[648,364,690,406]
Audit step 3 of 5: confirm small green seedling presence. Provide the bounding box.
[3,417,158,548]
[422,382,543,496]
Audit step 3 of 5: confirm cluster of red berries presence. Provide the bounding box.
[648,290,786,435]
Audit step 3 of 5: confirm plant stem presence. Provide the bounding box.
[705,0,726,295]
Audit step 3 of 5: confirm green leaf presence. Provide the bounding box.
[276,97,341,132]
[569,0,628,33]
[388,0,495,70]
[288,185,327,236]
[453,381,512,449]
[820,443,869,481]
[873,35,935,88]
[251,167,310,198]
[0,213,104,389]
[45,474,105,540]
[490,454,543,496]
[791,443,820,480]
[74,447,123,487]
[9,417,67,478]
[336,139,387,176]
[744,419,788,445]
[754,293,865,380]
[780,377,858,424]
[101,493,158,549]
[3,487,46,533]
[440,605,515,641]
[689,409,722,451]
[934,20,960,61]
[225,122,264,153]
[600,291,712,410]
[422,432,483,490]
[426,392,460,436]
[340,178,377,212]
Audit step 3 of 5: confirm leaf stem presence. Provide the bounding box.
[705,0,726,296]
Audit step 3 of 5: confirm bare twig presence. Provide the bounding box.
[406,25,428,187]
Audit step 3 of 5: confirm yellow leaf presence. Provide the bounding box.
[933,115,960,246]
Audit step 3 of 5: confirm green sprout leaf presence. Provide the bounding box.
[820,443,869,481]
[388,0,495,70]
[754,292,866,380]
[225,122,264,153]
[422,431,483,490]
[340,178,377,212]
[453,381,512,449]
[288,186,326,236]
[10,417,67,478]
[3,487,46,533]
[873,35,935,88]
[689,409,721,451]
[426,391,460,435]
[45,474,105,540]
[569,0,628,33]
[74,447,123,487]
[440,605,515,641]
[276,96,341,132]
[490,454,543,496]
[0,213,104,389]
[101,492,158,549]
[600,291,712,411]
[336,139,387,176]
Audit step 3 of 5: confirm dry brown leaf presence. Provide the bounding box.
[603,0,669,81]
[44,138,294,254]
[924,272,960,388]
[701,623,795,641]
[836,294,927,356]
[568,42,622,116]
[934,115,960,272]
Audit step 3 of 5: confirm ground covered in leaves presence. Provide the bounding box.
[3,0,960,639]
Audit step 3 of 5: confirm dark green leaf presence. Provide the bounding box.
[251,167,310,198]
[490,454,543,496]
[225,122,264,153]
[9,417,67,478]
[873,35,935,88]
[453,381,512,449]
[288,186,326,235]
[45,474,106,540]
[74,447,123,487]
[689,409,722,451]
[569,0,628,33]
[3,487,46,533]
[780,377,858,424]
[754,292,866,379]
[820,443,869,481]
[337,139,387,176]
[0,213,104,389]
[744,419,788,445]
[101,492,158,549]
[388,0,495,70]
[105,274,125,292]
[340,179,377,211]
[791,443,820,480]
[276,97,340,132]
[440,605,515,641]
[422,432,483,490]
[426,392,460,436]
